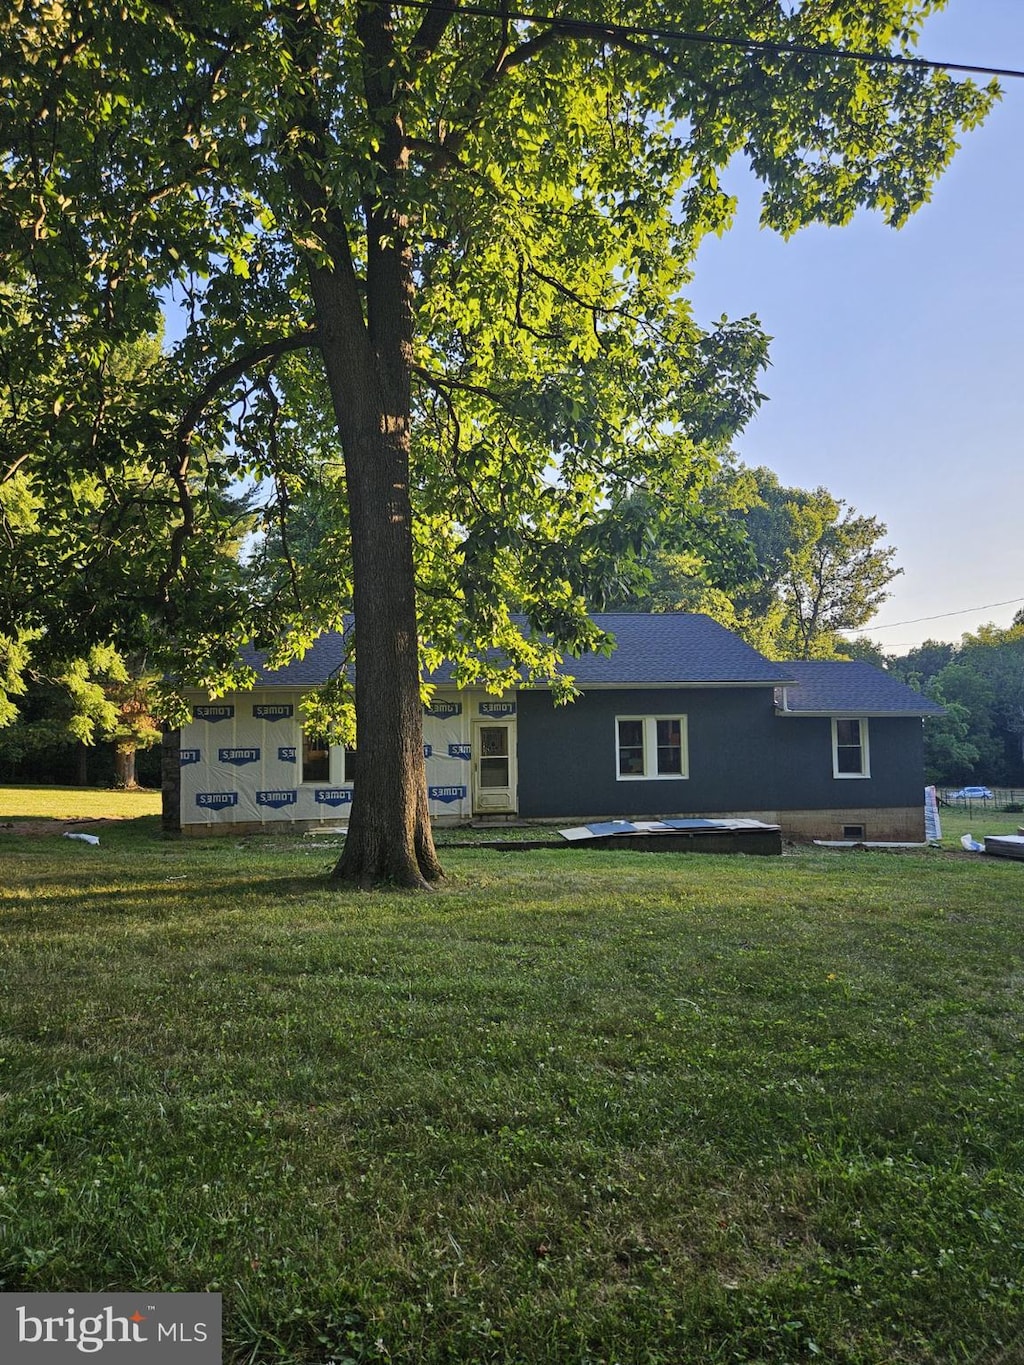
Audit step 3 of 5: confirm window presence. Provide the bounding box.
[302,732,357,785]
[478,726,510,788]
[302,731,331,784]
[616,716,688,780]
[832,718,869,778]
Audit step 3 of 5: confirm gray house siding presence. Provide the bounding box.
[517,687,782,819]
[517,688,925,821]
[770,715,925,809]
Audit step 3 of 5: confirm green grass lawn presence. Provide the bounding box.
[937,805,1024,845]
[0,784,162,821]
[1,807,1023,1363]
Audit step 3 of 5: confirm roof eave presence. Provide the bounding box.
[775,707,945,718]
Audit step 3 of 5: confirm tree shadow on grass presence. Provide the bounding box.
[0,871,345,929]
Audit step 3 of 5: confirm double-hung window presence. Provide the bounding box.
[616,716,688,780]
[832,718,869,778]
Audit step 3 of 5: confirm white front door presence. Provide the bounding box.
[472,721,517,814]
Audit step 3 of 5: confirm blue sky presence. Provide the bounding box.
[686,0,1024,654]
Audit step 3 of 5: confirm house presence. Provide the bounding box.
[164,613,943,842]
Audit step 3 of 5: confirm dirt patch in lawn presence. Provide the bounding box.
[0,817,121,839]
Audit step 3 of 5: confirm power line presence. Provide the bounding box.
[391,1,1024,81]
[847,597,1024,634]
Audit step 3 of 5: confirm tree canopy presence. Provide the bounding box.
[603,464,902,659]
[0,645,162,788]
[885,627,1024,787]
[0,2,996,882]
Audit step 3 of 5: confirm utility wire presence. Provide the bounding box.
[391,0,1024,81]
[847,597,1024,634]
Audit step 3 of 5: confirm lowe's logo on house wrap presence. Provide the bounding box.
[448,743,471,761]
[425,700,462,718]
[315,788,354,807]
[193,704,234,722]
[479,701,516,717]
[219,747,260,766]
[257,790,297,809]
[253,703,294,721]
[278,746,297,763]
[429,785,467,805]
[196,792,239,809]
[179,749,201,766]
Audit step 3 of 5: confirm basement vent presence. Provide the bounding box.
[842,824,866,841]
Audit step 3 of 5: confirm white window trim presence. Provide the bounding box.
[832,717,870,779]
[615,714,689,781]
[330,743,357,787]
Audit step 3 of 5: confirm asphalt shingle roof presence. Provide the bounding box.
[779,661,945,716]
[243,614,795,689]
[241,618,940,714]
[242,629,354,689]
[539,613,794,686]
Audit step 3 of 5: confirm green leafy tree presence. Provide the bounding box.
[606,464,901,659]
[0,645,161,787]
[0,2,994,885]
[102,659,164,790]
[920,693,981,787]
[924,661,1003,783]
[887,631,1024,788]
[0,286,253,704]
[888,638,957,691]
[836,636,891,669]
[959,624,1024,780]
[735,470,901,659]
[0,276,262,774]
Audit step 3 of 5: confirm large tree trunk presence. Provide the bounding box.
[112,743,138,790]
[329,419,443,889]
[281,4,443,888]
[302,211,443,890]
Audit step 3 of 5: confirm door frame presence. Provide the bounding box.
[471,718,518,815]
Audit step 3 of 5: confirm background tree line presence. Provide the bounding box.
[883,615,1024,789]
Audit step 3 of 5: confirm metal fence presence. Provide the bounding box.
[937,787,1024,810]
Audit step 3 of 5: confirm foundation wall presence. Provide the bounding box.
[180,806,925,843]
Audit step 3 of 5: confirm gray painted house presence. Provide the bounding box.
[167,614,943,841]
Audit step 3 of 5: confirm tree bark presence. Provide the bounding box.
[279,0,444,888]
[300,215,442,889]
[112,743,138,790]
[328,416,443,889]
